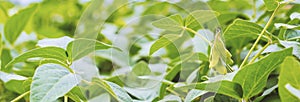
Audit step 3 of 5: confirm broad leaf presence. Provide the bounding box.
[184,89,207,102]
[93,78,133,102]
[30,64,81,102]
[149,34,181,55]
[279,56,300,101]
[6,47,68,68]
[179,81,243,99]
[4,5,37,44]
[132,61,151,76]
[233,48,292,99]
[263,0,278,11]
[224,19,269,49]
[185,10,219,30]
[67,38,118,61]
[0,71,27,83]
[152,14,183,31]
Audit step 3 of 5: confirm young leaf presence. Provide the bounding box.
[149,34,181,55]
[233,48,292,99]
[224,19,269,49]
[6,47,68,68]
[4,5,37,44]
[152,14,183,31]
[93,78,133,102]
[67,38,118,61]
[263,0,278,11]
[278,56,300,101]
[132,61,151,76]
[30,64,81,102]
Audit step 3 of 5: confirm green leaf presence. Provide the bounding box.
[149,34,181,55]
[67,38,118,61]
[233,48,292,99]
[278,56,300,101]
[0,71,27,83]
[285,84,300,99]
[93,78,133,102]
[132,61,151,76]
[4,4,37,44]
[179,81,243,99]
[30,64,81,102]
[263,0,278,11]
[224,19,269,49]
[185,10,219,30]
[152,14,183,31]
[6,47,68,68]
[66,86,88,102]
[184,89,207,102]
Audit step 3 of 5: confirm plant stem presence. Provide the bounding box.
[252,0,256,19]
[240,4,280,68]
[64,96,68,102]
[249,42,270,64]
[184,27,212,45]
[11,91,30,102]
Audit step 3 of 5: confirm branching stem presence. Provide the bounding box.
[240,4,280,68]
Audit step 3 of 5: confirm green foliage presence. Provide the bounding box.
[0,0,299,102]
[279,56,300,101]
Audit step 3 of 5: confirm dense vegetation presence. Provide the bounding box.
[0,0,300,102]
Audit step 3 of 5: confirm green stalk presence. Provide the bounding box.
[11,91,30,102]
[240,4,280,68]
[64,96,68,102]
[249,42,270,64]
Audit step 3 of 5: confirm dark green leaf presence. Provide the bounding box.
[233,48,292,99]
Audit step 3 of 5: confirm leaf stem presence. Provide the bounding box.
[240,4,280,68]
[184,27,212,45]
[64,96,68,102]
[11,91,30,102]
[248,42,270,64]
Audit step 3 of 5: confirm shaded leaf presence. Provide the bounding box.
[67,86,87,102]
[184,89,207,102]
[233,48,292,99]
[30,64,81,102]
[279,56,300,101]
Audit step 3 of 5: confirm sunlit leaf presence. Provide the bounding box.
[233,48,292,99]
[152,14,183,31]
[149,34,181,55]
[4,4,38,44]
[6,47,68,68]
[263,0,278,11]
[30,64,81,102]
[278,56,300,101]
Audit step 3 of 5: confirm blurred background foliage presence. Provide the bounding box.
[0,0,299,102]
